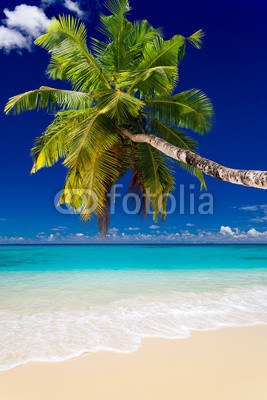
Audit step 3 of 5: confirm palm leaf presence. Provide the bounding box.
[123,19,162,68]
[35,15,110,90]
[63,111,120,169]
[138,35,185,71]
[96,89,145,122]
[179,163,207,189]
[5,87,90,115]
[97,0,133,75]
[149,117,197,151]
[187,29,205,49]
[60,145,126,234]
[127,35,185,95]
[31,109,91,172]
[104,0,131,15]
[147,89,214,134]
[133,143,174,219]
[117,66,177,94]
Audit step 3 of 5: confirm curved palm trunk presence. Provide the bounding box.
[122,130,267,189]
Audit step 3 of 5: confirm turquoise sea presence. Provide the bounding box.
[0,244,267,371]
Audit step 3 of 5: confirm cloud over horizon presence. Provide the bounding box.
[1,225,267,244]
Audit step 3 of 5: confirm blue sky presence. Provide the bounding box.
[0,0,267,243]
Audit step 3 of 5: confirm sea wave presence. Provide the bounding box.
[1,286,267,371]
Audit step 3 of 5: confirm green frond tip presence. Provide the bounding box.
[179,163,207,190]
[4,90,39,115]
[4,87,91,115]
[187,29,205,49]
[34,15,87,50]
[104,0,131,16]
[35,15,110,90]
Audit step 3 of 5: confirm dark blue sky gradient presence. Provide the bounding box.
[0,0,267,239]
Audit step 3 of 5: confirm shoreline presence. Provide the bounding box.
[1,322,266,373]
[1,325,267,400]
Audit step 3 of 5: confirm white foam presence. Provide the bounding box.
[0,286,267,371]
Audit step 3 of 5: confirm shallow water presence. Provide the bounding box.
[0,244,267,371]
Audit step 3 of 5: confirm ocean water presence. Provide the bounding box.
[0,244,267,371]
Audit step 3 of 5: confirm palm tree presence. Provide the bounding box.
[4,0,267,234]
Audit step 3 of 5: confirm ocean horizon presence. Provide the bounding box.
[0,244,267,371]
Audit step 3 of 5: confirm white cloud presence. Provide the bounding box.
[4,5,51,37]
[41,0,57,6]
[0,5,51,53]
[0,236,30,244]
[247,228,260,237]
[125,227,140,231]
[220,226,234,236]
[0,26,30,52]
[64,0,84,17]
[239,204,267,223]
[41,0,84,17]
[51,226,68,231]
[149,225,160,230]
[1,225,267,245]
[239,205,259,212]
[186,223,195,227]
[109,227,119,234]
[1,1,88,53]
[251,216,267,223]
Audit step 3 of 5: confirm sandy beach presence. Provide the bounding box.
[0,325,267,400]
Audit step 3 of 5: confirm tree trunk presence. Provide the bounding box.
[122,130,267,189]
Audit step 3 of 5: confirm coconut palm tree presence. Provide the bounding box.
[4,0,267,233]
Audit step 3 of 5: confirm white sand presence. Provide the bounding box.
[1,325,267,400]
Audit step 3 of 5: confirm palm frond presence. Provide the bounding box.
[81,148,123,221]
[133,143,174,219]
[96,89,145,122]
[149,117,197,151]
[63,111,119,169]
[147,89,214,134]
[178,163,207,190]
[96,17,161,75]
[117,66,177,95]
[60,144,126,234]
[5,90,39,115]
[35,15,110,90]
[187,29,205,49]
[59,166,85,210]
[104,0,131,16]
[124,19,162,68]
[5,87,91,115]
[128,34,185,96]
[138,35,185,70]
[31,109,91,172]
[93,18,161,75]
[97,0,133,74]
